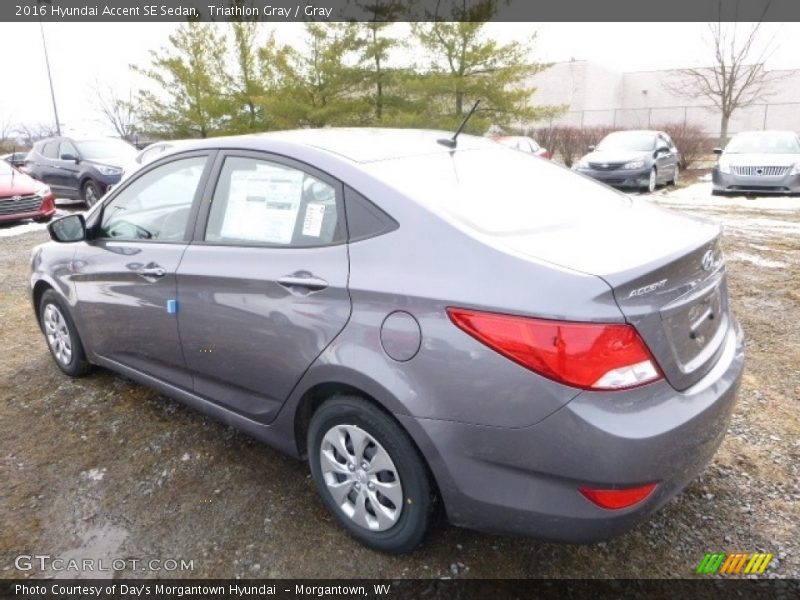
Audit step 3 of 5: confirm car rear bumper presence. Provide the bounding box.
[400,320,744,542]
[575,167,651,189]
[712,169,800,194]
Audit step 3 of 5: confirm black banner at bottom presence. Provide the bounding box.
[1,579,799,600]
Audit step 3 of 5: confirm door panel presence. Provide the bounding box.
[176,245,351,422]
[176,152,351,423]
[70,153,212,389]
[73,241,191,388]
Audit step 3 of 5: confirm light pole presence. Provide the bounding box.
[38,1,61,135]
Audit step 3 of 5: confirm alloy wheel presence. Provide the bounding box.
[43,303,73,366]
[648,169,657,193]
[319,424,404,532]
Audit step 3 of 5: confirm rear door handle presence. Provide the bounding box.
[277,274,328,292]
[136,265,167,279]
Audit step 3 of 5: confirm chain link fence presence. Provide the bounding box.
[539,103,800,140]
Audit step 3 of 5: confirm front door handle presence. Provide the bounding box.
[277,273,328,292]
[136,265,166,279]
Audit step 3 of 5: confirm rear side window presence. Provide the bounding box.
[205,156,343,247]
[344,186,398,242]
[41,141,59,159]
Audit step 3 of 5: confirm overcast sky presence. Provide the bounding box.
[1,21,798,138]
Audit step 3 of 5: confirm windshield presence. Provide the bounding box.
[725,132,800,154]
[596,132,656,152]
[75,139,137,160]
[367,147,627,236]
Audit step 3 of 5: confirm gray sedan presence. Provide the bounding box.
[574,130,680,193]
[713,130,800,195]
[31,129,743,553]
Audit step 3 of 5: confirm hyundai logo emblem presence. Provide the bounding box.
[756,168,764,175]
[702,249,717,271]
[11,195,21,202]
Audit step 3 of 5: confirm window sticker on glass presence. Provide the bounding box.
[302,203,326,237]
[220,165,303,244]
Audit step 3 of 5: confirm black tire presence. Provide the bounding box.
[39,290,91,377]
[34,215,53,223]
[82,180,101,207]
[308,395,436,553]
[642,167,657,193]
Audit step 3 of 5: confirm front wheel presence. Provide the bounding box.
[643,168,657,193]
[308,396,436,553]
[39,290,91,377]
[82,180,101,207]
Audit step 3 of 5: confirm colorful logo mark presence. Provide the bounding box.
[696,552,773,575]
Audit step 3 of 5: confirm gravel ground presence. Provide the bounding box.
[0,188,798,580]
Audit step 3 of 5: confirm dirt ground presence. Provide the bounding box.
[1,183,798,580]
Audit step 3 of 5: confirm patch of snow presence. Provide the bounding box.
[82,468,106,482]
[653,182,800,211]
[729,252,788,269]
[0,221,47,238]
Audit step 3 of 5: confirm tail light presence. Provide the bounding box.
[579,483,657,509]
[446,308,662,391]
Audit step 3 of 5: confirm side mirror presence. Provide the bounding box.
[588,145,595,152]
[48,214,86,243]
[60,153,79,163]
[713,147,723,155]
[655,145,669,155]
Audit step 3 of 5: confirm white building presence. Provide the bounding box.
[528,60,800,135]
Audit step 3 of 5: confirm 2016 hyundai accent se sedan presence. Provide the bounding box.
[31,129,744,553]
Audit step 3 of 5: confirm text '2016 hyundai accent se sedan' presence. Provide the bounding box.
[31,129,744,553]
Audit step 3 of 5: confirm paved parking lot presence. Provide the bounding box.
[1,186,798,579]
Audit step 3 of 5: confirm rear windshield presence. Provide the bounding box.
[367,147,628,235]
[725,132,800,154]
[596,132,656,152]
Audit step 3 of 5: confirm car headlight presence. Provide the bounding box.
[34,184,52,197]
[718,159,731,174]
[574,159,589,170]
[97,165,122,176]
[790,162,800,175]
[622,160,645,170]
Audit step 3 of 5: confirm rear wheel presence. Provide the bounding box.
[670,164,679,186]
[82,180,101,207]
[307,395,435,553]
[39,290,91,377]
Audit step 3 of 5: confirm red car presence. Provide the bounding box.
[0,160,56,224]
[491,135,551,159]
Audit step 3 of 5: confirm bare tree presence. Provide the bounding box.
[0,116,16,152]
[665,5,779,146]
[14,122,59,147]
[92,80,139,140]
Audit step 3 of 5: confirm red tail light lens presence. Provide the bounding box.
[446,308,662,390]
[579,483,657,510]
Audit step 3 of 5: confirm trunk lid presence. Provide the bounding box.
[495,200,730,391]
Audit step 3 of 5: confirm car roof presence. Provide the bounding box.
[175,128,496,164]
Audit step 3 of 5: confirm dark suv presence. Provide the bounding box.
[24,137,137,206]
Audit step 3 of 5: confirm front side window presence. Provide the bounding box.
[205,156,342,247]
[59,141,78,159]
[98,156,206,242]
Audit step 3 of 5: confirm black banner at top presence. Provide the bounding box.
[2,0,800,23]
